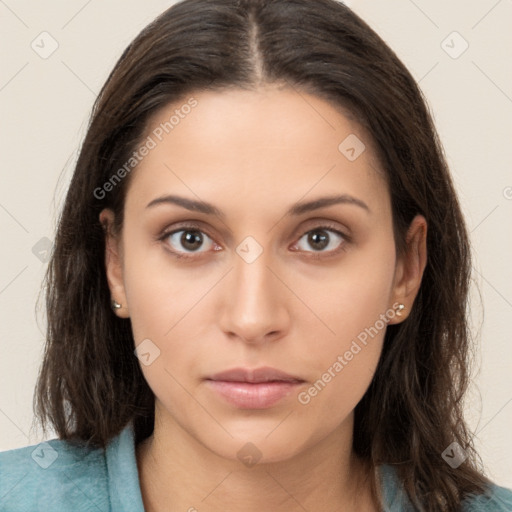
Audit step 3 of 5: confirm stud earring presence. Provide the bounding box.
[395,303,405,317]
[111,298,122,310]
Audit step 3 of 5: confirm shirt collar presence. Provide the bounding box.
[105,420,146,512]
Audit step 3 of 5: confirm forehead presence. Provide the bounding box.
[125,87,389,220]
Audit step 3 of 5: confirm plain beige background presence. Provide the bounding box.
[0,0,511,488]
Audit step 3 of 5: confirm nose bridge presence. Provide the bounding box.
[219,241,289,342]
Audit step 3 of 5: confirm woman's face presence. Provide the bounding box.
[101,86,425,463]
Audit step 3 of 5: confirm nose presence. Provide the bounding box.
[218,248,291,344]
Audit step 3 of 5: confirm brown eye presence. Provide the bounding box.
[180,230,204,251]
[295,228,346,254]
[164,229,215,255]
[307,230,329,250]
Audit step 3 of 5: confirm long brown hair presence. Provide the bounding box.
[33,0,492,509]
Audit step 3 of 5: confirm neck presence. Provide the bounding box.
[136,411,380,512]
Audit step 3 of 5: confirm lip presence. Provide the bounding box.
[204,366,305,409]
[206,366,303,383]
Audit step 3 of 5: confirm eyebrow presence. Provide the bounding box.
[145,193,370,217]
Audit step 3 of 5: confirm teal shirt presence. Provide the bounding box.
[1,422,511,511]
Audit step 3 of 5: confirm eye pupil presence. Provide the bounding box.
[181,230,203,251]
[308,230,329,250]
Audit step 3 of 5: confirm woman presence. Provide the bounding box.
[1,0,511,510]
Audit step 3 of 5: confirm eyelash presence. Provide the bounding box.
[157,222,350,261]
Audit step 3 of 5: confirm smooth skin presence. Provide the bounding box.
[100,85,427,512]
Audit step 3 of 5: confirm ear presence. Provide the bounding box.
[99,208,130,319]
[388,215,427,324]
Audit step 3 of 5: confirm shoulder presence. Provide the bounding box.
[379,464,512,512]
[462,483,512,511]
[0,436,109,511]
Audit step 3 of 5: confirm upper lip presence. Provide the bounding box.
[206,366,304,383]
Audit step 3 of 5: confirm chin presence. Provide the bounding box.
[198,424,308,467]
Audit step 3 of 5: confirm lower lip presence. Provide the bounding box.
[205,380,303,409]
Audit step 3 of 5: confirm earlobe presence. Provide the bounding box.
[388,215,427,324]
[99,208,130,319]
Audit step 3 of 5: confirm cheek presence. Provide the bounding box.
[121,237,222,404]
[294,301,389,436]
[292,244,395,418]
[299,239,396,349]
[121,228,205,342]
[293,338,382,449]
